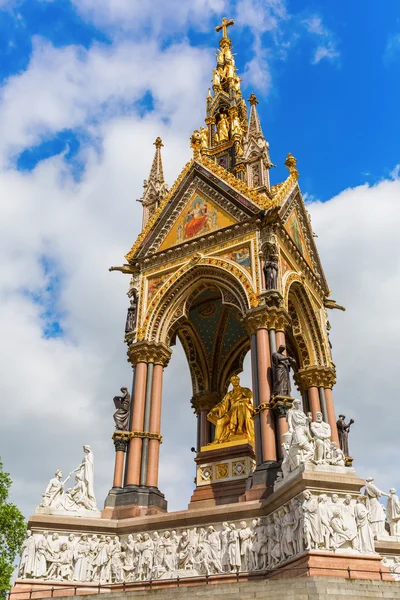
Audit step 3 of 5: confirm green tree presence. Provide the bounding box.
[0,459,26,599]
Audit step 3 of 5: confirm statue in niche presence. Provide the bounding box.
[125,292,137,335]
[113,387,131,431]
[336,414,354,457]
[216,113,229,142]
[263,254,279,290]
[230,111,242,137]
[207,375,254,445]
[387,488,400,536]
[200,126,208,148]
[271,345,296,397]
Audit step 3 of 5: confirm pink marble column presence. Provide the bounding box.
[276,330,286,349]
[125,362,148,486]
[276,413,289,459]
[146,364,164,488]
[308,386,321,421]
[324,387,339,445]
[113,450,125,488]
[256,328,277,461]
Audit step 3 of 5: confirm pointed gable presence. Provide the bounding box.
[126,157,277,263]
[279,184,329,291]
[158,191,238,252]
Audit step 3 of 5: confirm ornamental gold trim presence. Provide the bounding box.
[127,341,171,367]
[243,305,291,336]
[125,159,194,263]
[294,366,336,391]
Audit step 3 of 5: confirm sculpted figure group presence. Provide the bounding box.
[21,487,395,584]
[39,446,98,514]
[279,400,345,482]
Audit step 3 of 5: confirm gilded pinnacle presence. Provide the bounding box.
[154,137,164,149]
[248,93,259,106]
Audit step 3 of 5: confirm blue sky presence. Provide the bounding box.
[1,0,399,199]
[1,0,400,516]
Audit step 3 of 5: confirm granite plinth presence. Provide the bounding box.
[102,485,167,519]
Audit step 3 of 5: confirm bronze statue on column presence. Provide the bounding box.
[271,345,296,397]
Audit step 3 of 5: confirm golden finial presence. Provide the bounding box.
[285,153,299,179]
[215,17,234,39]
[206,88,212,99]
[248,93,259,106]
[153,137,164,149]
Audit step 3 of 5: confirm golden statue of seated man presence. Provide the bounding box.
[207,375,254,445]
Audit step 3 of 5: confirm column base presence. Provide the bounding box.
[243,459,281,501]
[102,485,167,519]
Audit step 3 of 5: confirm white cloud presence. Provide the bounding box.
[308,173,400,493]
[385,32,400,60]
[0,36,212,166]
[302,15,339,64]
[69,0,227,35]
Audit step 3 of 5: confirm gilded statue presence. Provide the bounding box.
[230,111,242,137]
[217,113,229,143]
[207,375,254,445]
[200,126,208,148]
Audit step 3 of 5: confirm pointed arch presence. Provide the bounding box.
[142,258,254,344]
[285,278,328,368]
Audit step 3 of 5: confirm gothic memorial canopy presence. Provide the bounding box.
[13,17,400,600]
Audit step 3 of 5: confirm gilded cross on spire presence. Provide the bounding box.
[215,17,234,39]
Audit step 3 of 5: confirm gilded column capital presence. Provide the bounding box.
[112,431,131,452]
[243,306,291,336]
[294,366,336,392]
[191,391,221,415]
[127,341,172,367]
[270,395,293,418]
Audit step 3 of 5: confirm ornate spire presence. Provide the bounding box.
[248,93,263,137]
[191,17,248,178]
[138,137,168,229]
[241,92,273,194]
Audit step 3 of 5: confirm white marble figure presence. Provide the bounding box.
[355,496,376,553]
[318,494,332,549]
[286,399,314,469]
[238,521,252,572]
[227,524,241,572]
[40,470,70,509]
[310,413,331,464]
[329,442,345,466]
[364,477,389,537]
[302,491,321,550]
[387,489,400,537]
[19,530,36,579]
[330,509,358,551]
[72,445,98,511]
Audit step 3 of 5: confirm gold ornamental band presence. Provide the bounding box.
[112,430,163,443]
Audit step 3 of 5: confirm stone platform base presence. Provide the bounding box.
[102,486,167,519]
[11,575,400,600]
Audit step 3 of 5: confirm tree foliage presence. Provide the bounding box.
[0,459,26,599]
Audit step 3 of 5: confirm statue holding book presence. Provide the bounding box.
[113,387,131,431]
